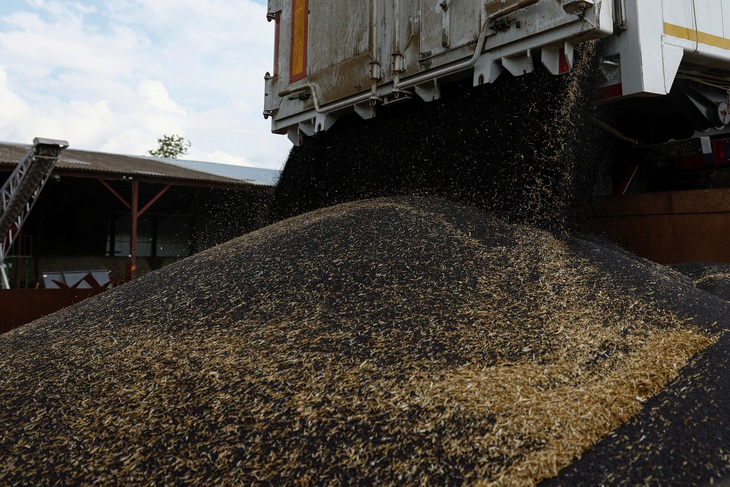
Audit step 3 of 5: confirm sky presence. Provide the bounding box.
[0,0,292,170]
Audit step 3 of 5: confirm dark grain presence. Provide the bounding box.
[0,197,726,486]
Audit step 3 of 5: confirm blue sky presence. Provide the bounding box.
[0,0,291,169]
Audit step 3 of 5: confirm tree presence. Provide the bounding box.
[148,134,191,159]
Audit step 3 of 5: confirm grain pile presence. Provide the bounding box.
[671,262,730,303]
[545,330,730,486]
[1,197,727,485]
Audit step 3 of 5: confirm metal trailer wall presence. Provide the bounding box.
[265,1,730,142]
[265,0,613,143]
[593,187,730,264]
[0,289,105,333]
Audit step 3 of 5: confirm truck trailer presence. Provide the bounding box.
[265,0,730,145]
[264,0,730,262]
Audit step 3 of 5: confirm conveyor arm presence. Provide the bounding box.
[0,138,69,289]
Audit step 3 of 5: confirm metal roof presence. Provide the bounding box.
[160,158,281,186]
[0,141,280,188]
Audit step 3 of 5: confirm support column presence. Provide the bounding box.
[99,178,170,282]
[130,180,139,280]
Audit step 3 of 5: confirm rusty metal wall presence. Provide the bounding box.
[592,188,730,264]
[0,289,105,333]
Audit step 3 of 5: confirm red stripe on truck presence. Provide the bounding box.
[597,83,623,100]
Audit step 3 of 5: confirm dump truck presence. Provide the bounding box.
[264,0,730,262]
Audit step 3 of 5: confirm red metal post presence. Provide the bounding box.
[99,179,132,210]
[138,185,170,217]
[98,179,170,281]
[130,180,139,280]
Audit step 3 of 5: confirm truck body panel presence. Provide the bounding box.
[265,0,730,146]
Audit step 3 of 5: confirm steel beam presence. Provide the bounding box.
[98,179,171,281]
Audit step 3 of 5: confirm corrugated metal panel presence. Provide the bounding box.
[592,188,730,264]
[158,159,281,186]
[0,142,280,187]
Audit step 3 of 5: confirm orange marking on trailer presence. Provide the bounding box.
[290,0,309,81]
[664,22,730,51]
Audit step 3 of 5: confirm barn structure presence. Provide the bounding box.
[0,140,280,329]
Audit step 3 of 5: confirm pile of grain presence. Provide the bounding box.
[1,197,727,485]
[671,262,730,303]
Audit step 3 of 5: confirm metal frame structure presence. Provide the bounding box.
[99,179,171,281]
[0,138,68,289]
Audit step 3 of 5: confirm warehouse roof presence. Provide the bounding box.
[0,141,280,188]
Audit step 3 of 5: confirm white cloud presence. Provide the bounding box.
[0,67,32,125]
[138,80,187,114]
[0,0,291,169]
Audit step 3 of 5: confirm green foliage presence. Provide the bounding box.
[148,134,191,159]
